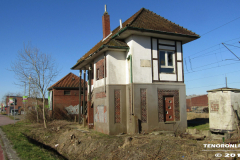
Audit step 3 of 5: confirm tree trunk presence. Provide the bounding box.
[43,98,47,128]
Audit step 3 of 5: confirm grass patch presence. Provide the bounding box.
[188,123,209,130]
[1,121,63,160]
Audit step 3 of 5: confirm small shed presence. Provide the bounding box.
[207,87,240,133]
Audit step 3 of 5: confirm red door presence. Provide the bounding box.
[164,97,174,121]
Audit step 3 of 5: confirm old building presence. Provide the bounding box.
[48,72,87,119]
[71,6,200,134]
[207,87,240,133]
[5,96,47,115]
[186,95,208,112]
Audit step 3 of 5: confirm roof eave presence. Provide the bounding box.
[71,45,129,70]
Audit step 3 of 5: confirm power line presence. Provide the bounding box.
[187,41,240,59]
[187,81,240,90]
[201,16,240,36]
[184,37,240,57]
[185,69,240,82]
[185,61,240,74]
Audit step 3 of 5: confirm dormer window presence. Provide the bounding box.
[159,50,175,73]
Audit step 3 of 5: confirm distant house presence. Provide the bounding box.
[186,95,208,112]
[47,72,87,119]
[71,7,200,134]
[5,96,48,115]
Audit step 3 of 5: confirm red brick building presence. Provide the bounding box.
[48,72,87,119]
[186,95,208,112]
[5,96,47,115]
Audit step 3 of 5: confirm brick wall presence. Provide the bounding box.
[52,89,87,115]
[186,95,208,112]
[95,92,106,99]
[191,95,208,107]
[96,57,106,80]
[102,13,110,39]
[6,96,48,114]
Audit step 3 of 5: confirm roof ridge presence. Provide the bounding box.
[127,8,145,27]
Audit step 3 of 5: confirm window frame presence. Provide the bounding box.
[64,91,71,95]
[159,50,175,74]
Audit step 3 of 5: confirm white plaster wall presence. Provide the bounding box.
[153,60,158,80]
[130,35,152,83]
[177,62,183,81]
[94,54,105,88]
[176,41,182,61]
[159,74,177,81]
[209,91,235,131]
[106,50,127,85]
[231,92,240,118]
[152,38,157,58]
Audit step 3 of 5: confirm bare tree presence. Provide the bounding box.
[31,86,40,123]
[11,43,59,128]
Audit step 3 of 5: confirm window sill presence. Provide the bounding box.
[164,121,176,124]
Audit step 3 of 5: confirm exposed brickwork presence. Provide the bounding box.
[96,57,106,80]
[157,90,180,122]
[95,92,106,99]
[52,89,87,118]
[114,90,121,123]
[140,89,147,123]
[210,103,219,112]
[102,13,110,39]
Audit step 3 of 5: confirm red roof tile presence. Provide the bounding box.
[48,72,87,90]
[72,8,199,69]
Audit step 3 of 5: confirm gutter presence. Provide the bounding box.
[71,45,129,70]
[127,54,134,115]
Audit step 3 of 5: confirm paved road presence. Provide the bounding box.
[0,114,21,160]
[0,114,17,126]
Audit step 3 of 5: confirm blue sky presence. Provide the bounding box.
[1,0,240,102]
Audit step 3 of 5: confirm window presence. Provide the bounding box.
[64,91,70,95]
[159,51,175,73]
[96,68,100,80]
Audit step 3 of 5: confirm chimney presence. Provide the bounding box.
[102,5,110,39]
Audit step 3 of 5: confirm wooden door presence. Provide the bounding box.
[164,97,174,121]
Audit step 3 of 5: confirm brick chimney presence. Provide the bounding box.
[102,5,110,39]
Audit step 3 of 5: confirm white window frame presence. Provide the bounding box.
[159,50,175,74]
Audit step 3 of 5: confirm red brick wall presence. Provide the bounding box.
[95,92,106,99]
[190,95,208,107]
[186,99,191,111]
[96,57,106,80]
[6,96,47,114]
[52,89,87,113]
